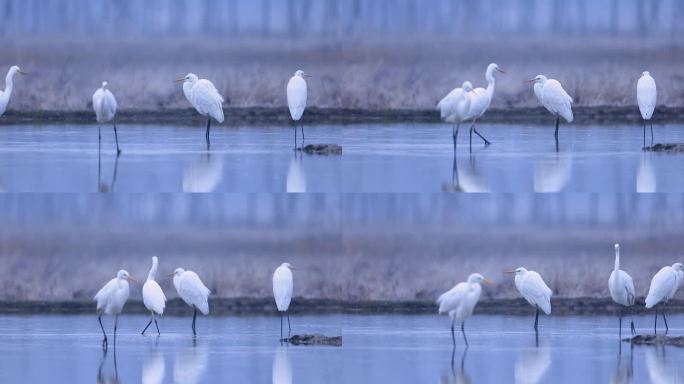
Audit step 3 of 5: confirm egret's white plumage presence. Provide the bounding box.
[178,73,224,146]
[141,256,167,335]
[437,273,492,346]
[287,70,310,149]
[608,244,636,336]
[273,263,295,338]
[527,75,573,148]
[437,81,474,147]
[462,63,504,147]
[286,154,306,193]
[0,65,26,117]
[510,267,552,330]
[173,268,210,335]
[637,71,657,145]
[142,351,166,384]
[272,347,293,384]
[645,262,683,334]
[92,81,121,154]
[94,269,133,349]
[637,154,656,193]
[514,347,551,384]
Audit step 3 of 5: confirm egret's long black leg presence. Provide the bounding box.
[287,313,292,337]
[98,315,108,350]
[554,117,560,151]
[534,307,540,332]
[654,309,658,335]
[643,121,647,148]
[451,318,456,347]
[192,308,197,336]
[113,315,119,346]
[98,127,102,191]
[453,123,460,149]
[662,310,669,334]
[280,313,284,340]
[301,122,305,144]
[619,310,622,338]
[473,129,491,146]
[154,318,160,335]
[141,316,153,335]
[650,122,654,144]
[113,123,121,155]
[461,322,468,347]
[630,319,636,336]
[205,118,211,148]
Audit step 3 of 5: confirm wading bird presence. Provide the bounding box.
[0,65,27,118]
[437,81,474,149]
[94,270,135,350]
[645,262,683,334]
[464,63,505,150]
[637,71,657,147]
[142,256,166,336]
[608,244,636,336]
[508,267,552,332]
[526,75,573,151]
[177,73,224,148]
[437,273,494,347]
[273,263,296,339]
[93,81,121,155]
[172,268,210,335]
[287,70,310,149]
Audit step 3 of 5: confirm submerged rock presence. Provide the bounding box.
[624,335,684,347]
[643,143,684,153]
[302,144,342,155]
[282,334,342,346]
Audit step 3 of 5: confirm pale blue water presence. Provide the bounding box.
[0,124,682,192]
[1,314,683,383]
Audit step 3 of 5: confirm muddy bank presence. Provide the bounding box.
[2,297,683,316]
[1,106,683,126]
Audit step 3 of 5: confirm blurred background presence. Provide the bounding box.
[0,0,682,111]
[1,193,682,302]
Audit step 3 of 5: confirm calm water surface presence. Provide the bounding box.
[0,124,682,192]
[0,314,682,383]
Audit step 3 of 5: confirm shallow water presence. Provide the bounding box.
[0,123,682,192]
[1,314,683,383]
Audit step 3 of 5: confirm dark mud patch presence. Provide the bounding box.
[644,143,684,153]
[282,334,342,347]
[302,144,342,155]
[625,335,684,347]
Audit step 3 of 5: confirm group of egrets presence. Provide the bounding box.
[438,244,683,347]
[94,256,296,351]
[437,63,659,150]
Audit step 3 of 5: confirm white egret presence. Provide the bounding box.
[637,71,657,146]
[526,75,573,150]
[92,81,121,155]
[273,262,295,339]
[608,244,636,336]
[464,63,505,149]
[94,269,135,350]
[437,81,475,148]
[645,262,683,334]
[177,73,225,148]
[172,268,211,335]
[287,70,310,149]
[508,267,552,332]
[141,256,167,336]
[0,65,27,118]
[437,273,494,346]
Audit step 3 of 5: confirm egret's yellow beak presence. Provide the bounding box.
[483,279,495,286]
[524,78,536,84]
[167,272,175,277]
[174,77,185,83]
[18,69,28,75]
[505,270,516,274]
[497,68,506,74]
[303,74,312,78]
[127,276,137,283]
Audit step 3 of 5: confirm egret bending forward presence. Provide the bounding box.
[526,75,573,151]
[172,268,210,336]
[141,256,167,336]
[273,263,296,339]
[464,63,505,150]
[0,65,27,118]
[93,81,121,154]
[287,70,310,149]
[437,273,493,347]
[508,267,552,332]
[177,73,225,148]
[637,71,657,147]
[94,270,135,350]
[608,244,636,336]
[437,81,474,149]
[645,262,683,334]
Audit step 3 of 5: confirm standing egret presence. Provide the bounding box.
[525,75,573,151]
[273,263,295,339]
[645,262,683,334]
[437,273,494,347]
[608,244,636,336]
[0,65,27,118]
[92,81,121,155]
[637,71,657,147]
[94,270,135,350]
[464,63,505,150]
[171,268,211,335]
[508,267,552,332]
[437,81,475,148]
[287,70,310,149]
[176,73,225,148]
[141,256,167,336]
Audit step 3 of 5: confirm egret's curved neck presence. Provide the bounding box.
[148,260,158,281]
[485,70,496,98]
[2,71,14,99]
[614,249,620,271]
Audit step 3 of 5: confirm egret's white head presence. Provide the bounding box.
[614,243,620,252]
[642,71,650,77]
[461,81,473,92]
[281,262,297,270]
[673,263,684,271]
[295,70,311,78]
[487,63,505,75]
[101,81,108,89]
[467,273,494,285]
[507,267,529,276]
[117,270,135,282]
[172,268,186,277]
[176,73,198,84]
[151,256,158,264]
[525,75,547,85]
[7,65,27,79]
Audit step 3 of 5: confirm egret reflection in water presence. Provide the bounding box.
[441,348,470,384]
[142,348,166,384]
[272,346,293,384]
[646,347,683,384]
[443,154,489,193]
[514,347,551,384]
[286,152,306,193]
[97,348,121,384]
[182,154,224,192]
[610,344,634,384]
[636,153,656,193]
[173,341,208,384]
[534,153,573,193]
[97,147,120,193]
